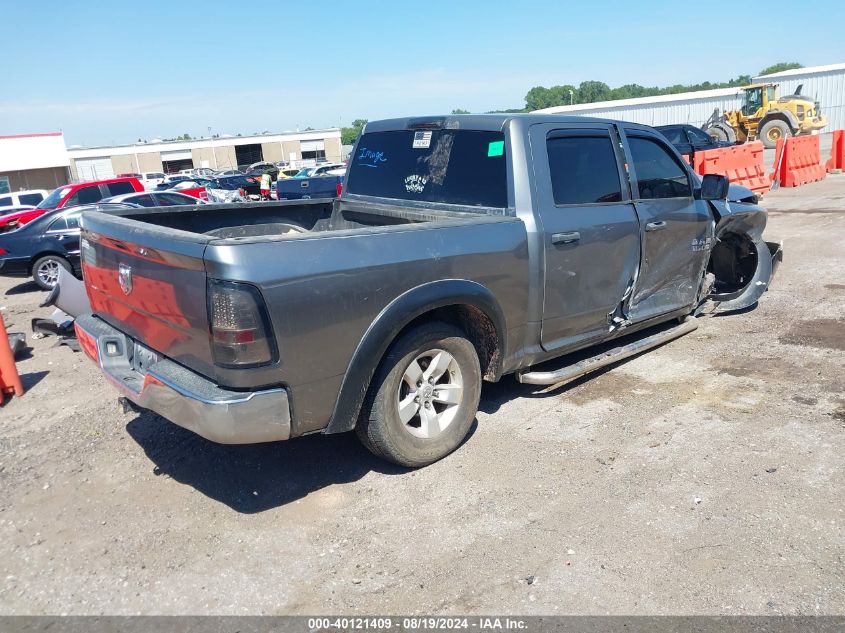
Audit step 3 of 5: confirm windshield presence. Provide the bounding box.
[37,186,72,209]
[345,129,508,208]
[294,168,315,178]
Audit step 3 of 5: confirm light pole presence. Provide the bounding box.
[568,90,574,106]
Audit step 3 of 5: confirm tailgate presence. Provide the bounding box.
[80,210,216,378]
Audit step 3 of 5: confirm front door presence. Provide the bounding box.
[620,129,713,322]
[529,123,641,351]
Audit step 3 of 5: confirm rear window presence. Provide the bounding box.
[19,193,44,206]
[0,195,11,207]
[346,129,508,208]
[107,181,136,196]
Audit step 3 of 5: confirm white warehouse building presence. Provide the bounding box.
[533,62,845,131]
[532,87,743,127]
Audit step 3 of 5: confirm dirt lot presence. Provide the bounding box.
[1,178,844,615]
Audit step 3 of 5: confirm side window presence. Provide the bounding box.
[686,127,712,144]
[19,193,44,206]
[627,136,692,200]
[47,216,68,231]
[76,186,103,205]
[107,181,135,196]
[130,194,156,207]
[159,193,196,206]
[0,195,11,207]
[546,133,622,205]
[660,128,685,144]
[65,213,81,230]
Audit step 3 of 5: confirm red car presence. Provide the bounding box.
[0,177,144,232]
[164,179,213,201]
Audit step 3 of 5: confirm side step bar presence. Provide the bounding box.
[516,317,699,386]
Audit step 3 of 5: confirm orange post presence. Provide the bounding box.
[827,130,845,172]
[0,313,24,399]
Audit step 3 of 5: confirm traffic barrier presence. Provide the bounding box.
[692,142,771,194]
[0,313,24,401]
[770,135,826,188]
[827,130,845,172]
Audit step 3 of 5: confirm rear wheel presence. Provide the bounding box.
[759,119,791,149]
[357,322,481,468]
[32,255,71,291]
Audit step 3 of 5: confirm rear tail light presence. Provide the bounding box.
[0,247,6,255]
[336,182,343,197]
[207,279,277,367]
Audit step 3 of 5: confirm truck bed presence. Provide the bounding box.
[79,197,529,434]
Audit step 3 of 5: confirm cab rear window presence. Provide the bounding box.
[346,129,507,209]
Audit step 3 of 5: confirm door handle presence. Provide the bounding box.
[551,231,580,245]
[645,220,667,232]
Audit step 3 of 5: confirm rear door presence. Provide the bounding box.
[529,123,641,350]
[45,210,83,267]
[620,128,713,322]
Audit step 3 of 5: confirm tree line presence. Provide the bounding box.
[340,63,803,143]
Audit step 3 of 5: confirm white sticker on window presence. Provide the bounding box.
[404,175,428,193]
[412,130,432,149]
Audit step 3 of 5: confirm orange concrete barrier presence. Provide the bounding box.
[827,130,845,172]
[693,142,771,194]
[0,313,24,400]
[770,135,827,188]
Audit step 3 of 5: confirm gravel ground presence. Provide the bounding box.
[0,176,843,615]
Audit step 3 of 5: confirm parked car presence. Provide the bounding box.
[140,172,167,190]
[275,173,343,200]
[216,169,243,177]
[292,163,345,178]
[101,191,204,207]
[164,178,215,200]
[0,189,49,210]
[0,177,143,232]
[655,124,734,161]
[209,174,261,200]
[0,203,137,289]
[76,114,781,468]
[245,162,279,181]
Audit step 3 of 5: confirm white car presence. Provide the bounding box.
[140,172,166,191]
[0,189,49,210]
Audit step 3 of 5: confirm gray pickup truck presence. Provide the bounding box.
[76,114,781,467]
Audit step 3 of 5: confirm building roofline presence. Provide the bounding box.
[68,128,341,154]
[532,86,742,113]
[755,62,845,79]
[0,132,64,140]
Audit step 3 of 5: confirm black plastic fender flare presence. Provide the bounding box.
[323,279,507,434]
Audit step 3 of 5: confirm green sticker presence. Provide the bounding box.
[487,140,504,157]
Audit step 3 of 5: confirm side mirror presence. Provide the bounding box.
[700,173,730,200]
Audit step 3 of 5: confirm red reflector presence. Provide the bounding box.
[213,328,256,344]
[75,324,100,363]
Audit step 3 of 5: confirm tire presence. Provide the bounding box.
[705,124,734,143]
[759,119,791,149]
[356,322,481,468]
[31,255,71,291]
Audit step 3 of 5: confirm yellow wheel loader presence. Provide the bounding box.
[703,83,827,149]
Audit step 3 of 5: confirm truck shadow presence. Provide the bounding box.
[126,413,480,514]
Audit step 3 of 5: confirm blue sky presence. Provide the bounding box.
[2,0,843,146]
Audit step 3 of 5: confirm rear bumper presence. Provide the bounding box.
[75,314,291,444]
